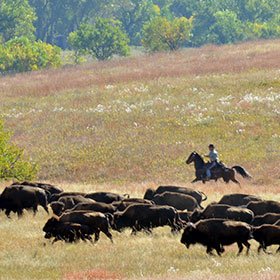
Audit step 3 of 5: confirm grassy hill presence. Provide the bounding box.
[1,40,280,186]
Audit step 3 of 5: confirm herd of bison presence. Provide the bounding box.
[1,181,280,256]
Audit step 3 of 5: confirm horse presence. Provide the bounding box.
[186,151,251,185]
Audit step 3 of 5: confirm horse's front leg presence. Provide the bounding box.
[191,177,200,183]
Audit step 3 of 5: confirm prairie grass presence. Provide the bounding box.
[0,182,280,279]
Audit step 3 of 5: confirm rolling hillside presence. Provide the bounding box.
[1,40,280,186]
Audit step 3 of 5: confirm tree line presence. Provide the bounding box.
[0,0,280,72]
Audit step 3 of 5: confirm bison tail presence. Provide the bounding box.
[123,193,130,199]
[200,191,207,202]
[232,166,252,178]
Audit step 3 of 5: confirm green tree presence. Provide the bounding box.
[0,37,62,73]
[0,0,36,42]
[112,0,159,45]
[209,10,244,44]
[68,18,130,61]
[142,16,193,52]
[29,0,113,48]
[0,119,38,181]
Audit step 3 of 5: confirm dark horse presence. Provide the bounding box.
[186,151,251,185]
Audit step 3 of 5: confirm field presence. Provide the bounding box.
[0,40,280,279]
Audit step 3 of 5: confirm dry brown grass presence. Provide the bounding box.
[1,40,280,98]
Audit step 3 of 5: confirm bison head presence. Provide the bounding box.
[43,216,59,233]
[50,201,65,216]
[190,209,202,223]
[112,213,126,232]
[144,189,155,200]
[180,223,196,248]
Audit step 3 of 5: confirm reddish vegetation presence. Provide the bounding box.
[1,40,280,98]
[63,269,121,280]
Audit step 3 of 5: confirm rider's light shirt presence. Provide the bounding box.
[209,149,219,162]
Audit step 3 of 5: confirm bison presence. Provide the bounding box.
[151,191,200,211]
[113,203,183,234]
[50,195,94,216]
[252,224,280,254]
[44,211,113,243]
[112,198,153,211]
[85,192,128,204]
[71,201,116,214]
[0,185,48,217]
[11,181,63,196]
[48,192,87,203]
[181,219,252,256]
[217,193,262,207]
[252,213,280,226]
[44,221,93,244]
[246,200,280,216]
[59,210,113,242]
[144,185,207,206]
[190,204,254,224]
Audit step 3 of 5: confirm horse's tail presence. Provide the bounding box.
[232,166,252,178]
[199,191,208,202]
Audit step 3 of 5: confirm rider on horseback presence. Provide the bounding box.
[204,144,219,180]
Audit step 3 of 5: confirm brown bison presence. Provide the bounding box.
[72,201,116,214]
[44,211,113,243]
[252,213,280,226]
[11,181,63,196]
[49,192,87,203]
[0,185,48,217]
[144,185,207,206]
[112,198,153,211]
[252,224,280,254]
[217,193,262,207]
[44,221,93,244]
[151,191,200,211]
[190,203,254,224]
[181,219,252,256]
[50,195,94,216]
[50,201,65,216]
[113,203,183,233]
[85,192,128,204]
[246,200,280,216]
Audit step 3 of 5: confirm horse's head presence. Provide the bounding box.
[186,151,197,164]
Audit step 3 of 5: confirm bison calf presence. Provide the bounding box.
[252,224,280,254]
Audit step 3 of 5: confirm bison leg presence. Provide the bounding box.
[5,209,11,218]
[104,230,114,243]
[33,206,38,216]
[243,241,250,255]
[52,237,59,244]
[94,231,100,243]
[206,246,215,256]
[43,205,49,214]
[257,244,263,254]
[17,209,23,218]
[214,245,223,256]
[237,242,244,256]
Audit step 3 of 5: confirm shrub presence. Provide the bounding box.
[0,119,38,181]
[68,18,130,61]
[141,16,193,52]
[0,37,62,73]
